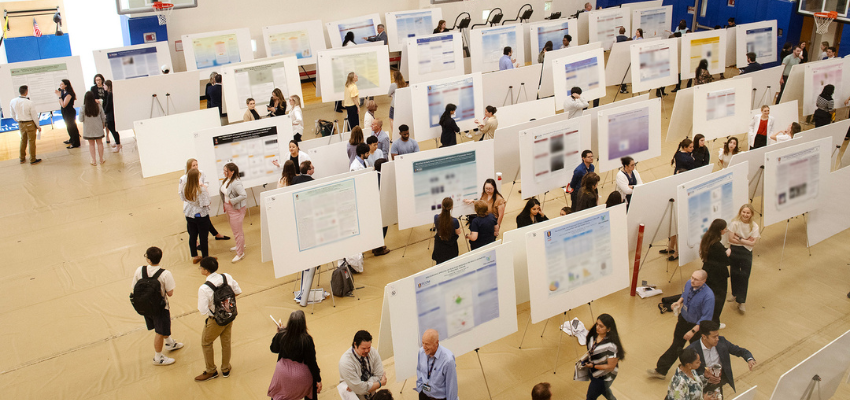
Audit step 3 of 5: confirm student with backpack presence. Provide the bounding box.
[196,257,242,382]
[130,247,183,366]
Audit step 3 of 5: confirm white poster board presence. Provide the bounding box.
[193,117,292,195]
[588,7,631,51]
[583,93,651,156]
[326,14,382,49]
[306,140,351,180]
[630,37,679,93]
[731,386,757,400]
[763,137,832,227]
[807,166,850,246]
[0,56,85,114]
[675,162,749,266]
[666,86,695,143]
[93,42,171,81]
[262,20,326,66]
[410,73,484,142]
[539,42,603,99]
[493,112,574,182]
[181,28,254,77]
[221,56,303,124]
[597,98,662,173]
[404,33,465,84]
[750,101,798,147]
[733,65,783,108]
[528,18,579,63]
[385,9,442,52]
[725,27,737,67]
[680,29,727,79]
[481,64,542,107]
[266,171,385,277]
[133,109,221,178]
[496,97,556,128]
[112,71,201,131]
[525,204,629,323]
[518,115,592,199]
[469,24,525,73]
[379,161,398,227]
[692,77,753,141]
[552,47,607,111]
[316,45,391,103]
[632,6,672,39]
[768,330,850,400]
[385,243,517,381]
[802,58,848,116]
[394,141,495,230]
[735,20,778,66]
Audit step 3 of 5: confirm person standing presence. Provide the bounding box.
[561,34,572,49]
[195,257,242,381]
[813,84,835,127]
[363,99,377,131]
[391,125,419,159]
[289,95,304,142]
[267,88,287,117]
[416,329,458,400]
[292,161,316,185]
[727,204,759,314]
[56,79,80,148]
[80,91,107,165]
[515,198,549,228]
[339,330,387,400]
[131,246,183,366]
[700,219,731,327]
[570,150,595,206]
[582,314,625,400]
[90,74,107,103]
[363,24,388,45]
[221,163,247,263]
[686,321,756,398]
[694,59,713,86]
[206,74,224,119]
[344,72,361,130]
[575,172,601,212]
[672,138,696,174]
[464,178,507,235]
[770,122,801,143]
[499,46,516,70]
[616,156,642,209]
[532,382,552,400]
[466,201,498,250]
[433,20,448,34]
[433,197,461,265]
[565,87,590,119]
[10,85,42,164]
[692,134,710,167]
[179,159,230,242]
[278,160,298,188]
[538,41,553,64]
[350,143,370,171]
[716,138,739,169]
[388,70,407,138]
[473,105,499,140]
[439,104,460,147]
[665,348,712,400]
[102,80,121,152]
[348,126,366,164]
[180,168,212,264]
[778,45,802,103]
[748,105,774,149]
[370,119,391,157]
[269,310,322,400]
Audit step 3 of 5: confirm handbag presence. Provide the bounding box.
[573,351,591,381]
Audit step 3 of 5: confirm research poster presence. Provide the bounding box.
[564,56,601,96]
[415,248,500,340]
[268,30,312,59]
[416,35,457,75]
[427,76,475,127]
[689,36,721,74]
[685,170,735,247]
[706,88,735,120]
[9,63,70,110]
[338,18,377,44]
[535,20,571,53]
[811,62,842,110]
[233,62,289,107]
[212,126,281,187]
[595,11,626,50]
[544,211,613,296]
[605,106,650,160]
[637,7,668,38]
[745,26,774,62]
[413,151,478,213]
[107,47,160,80]
[774,145,820,211]
[191,34,241,69]
[331,52,380,92]
[639,43,672,81]
[293,178,361,251]
[531,124,582,184]
[481,26,518,72]
[393,10,434,49]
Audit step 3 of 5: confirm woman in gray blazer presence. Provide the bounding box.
[221,163,248,263]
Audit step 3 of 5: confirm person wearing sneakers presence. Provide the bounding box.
[10,85,42,165]
[179,158,231,243]
[196,257,242,381]
[131,247,183,366]
[686,321,756,398]
[220,163,247,263]
[727,204,759,314]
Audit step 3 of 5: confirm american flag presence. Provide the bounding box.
[33,18,42,37]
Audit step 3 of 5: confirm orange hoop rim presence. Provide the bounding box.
[152,2,174,10]
[814,11,838,19]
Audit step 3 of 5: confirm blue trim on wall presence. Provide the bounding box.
[4,34,72,63]
[0,110,72,133]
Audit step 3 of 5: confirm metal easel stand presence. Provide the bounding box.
[503,85,515,106]
[165,93,175,115]
[150,94,165,118]
[506,168,522,204]
[551,310,577,374]
[300,66,316,87]
[777,213,812,271]
[474,348,494,400]
[638,199,676,275]
[612,63,632,103]
[748,166,765,226]
[37,111,56,130]
[515,82,529,104]
[801,374,822,400]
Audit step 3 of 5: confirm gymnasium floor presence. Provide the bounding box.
[1,72,849,399]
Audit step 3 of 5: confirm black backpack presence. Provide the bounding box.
[130,267,166,316]
[205,275,238,326]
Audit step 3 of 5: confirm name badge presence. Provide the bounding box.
[683,305,688,312]
[423,384,431,392]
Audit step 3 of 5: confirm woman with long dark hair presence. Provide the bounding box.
[102,80,121,152]
[813,84,835,127]
[464,178,506,235]
[717,137,739,169]
[516,198,548,228]
[671,138,696,174]
[180,168,211,264]
[278,160,298,188]
[267,88,287,117]
[56,79,80,148]
[439,103,460,147]
[575,172,600,212]
[691,134,710,167]
[583,313,626,400]
[79,91,107,165]
[269,310,322,400]
[466,201,497,250]
[699,219,731,327]
[694,59,713,86]
[432,197,462,264]
[666,348,709,400]
[342,31,356,46]
[221,163,248,263]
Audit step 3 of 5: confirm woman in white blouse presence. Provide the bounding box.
[220,163,248,263]
[716,137,739,169]
[769,122,801,144]
[616,156,642,210]
[289,95,304,141]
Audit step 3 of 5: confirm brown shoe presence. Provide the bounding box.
[373,246,390,256]
[192,256,203,264]
[194,370,218,381]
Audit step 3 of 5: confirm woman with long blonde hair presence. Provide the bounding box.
[289,94,304,142]
[179,158,229,242]
[344,72,360,130]
[727,204,760,314]
[180,168,212,264]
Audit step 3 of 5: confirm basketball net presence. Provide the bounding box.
[152,1,174,26]
[814,11,838,35]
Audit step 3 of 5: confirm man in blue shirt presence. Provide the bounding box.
[416,329,458,400]
[569,150,594,206]
[499,46,515,70]
[647,270,715,379]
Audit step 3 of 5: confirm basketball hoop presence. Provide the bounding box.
[152,1,174,26]
[814,11,838,35]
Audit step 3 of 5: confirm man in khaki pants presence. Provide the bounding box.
[10,85,42,164]
[195,257,241,381]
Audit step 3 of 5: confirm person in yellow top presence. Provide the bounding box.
[343,72,360,130]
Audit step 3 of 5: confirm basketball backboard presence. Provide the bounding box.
[798,0,850,22]
[115,0,197,15]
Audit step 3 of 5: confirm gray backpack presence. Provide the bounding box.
[331,262,354,297]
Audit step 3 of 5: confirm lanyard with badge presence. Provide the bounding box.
[683,284,703,313]
[423,356,436,393]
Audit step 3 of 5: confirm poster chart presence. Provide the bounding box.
[692,77,753,141]
[763,137,831,227]
[326,13,381,48]
[221,56,304,124]
[469,24,524,73]
[394,141,495,229]
[385,9,442,52]
[552,47,607,112]
[588,7,630,51]
[316,45,391,103]
[735,20,777,66]
[803,58,846,116]
[768,330,850,400]
[597,98,662,172]
[192,117,291,195]
[583,93,651,156]
[518,115,592,199]
[93,42,171,81]
[385,243,517,381]
[680,29,727,79]
[262,20,326,66]
[0,56,84,114]
[404,33,464,84]
[265,171,384,277]
[528,18,579,62]
[632,6,672,39]
[525,205,629,323]
[675,162,749,266]
[807,166,850,247]
[409,72,483,142]
[539,42,602,99]
[630,37,679,93]
[181,28,253,75]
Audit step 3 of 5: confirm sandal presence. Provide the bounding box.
[668,255,679,261]
[659,249,670,254]
[90,159,96,166]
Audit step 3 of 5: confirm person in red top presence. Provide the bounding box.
[747,105,774,149]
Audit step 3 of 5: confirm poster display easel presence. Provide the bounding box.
[221,56,303,124]
[496,97,556,128]
[493,112,574,186]
[631,6,672,39]
[404,32,465,84]
[315,45,391,103]
[735,20,778,66]
[596,98,662,173]
[482,64,541,107]
[587,7,631,51]
[665,86,695,143]
[385,9,442,52]
[527,18,579,64]
[807,166,850,247]
[262,20,326,66]
[733,65,783,108]
[802,58,849,116]
[181,28,254,79]
[725,27,737,67]
[768,330,850,400]
[0,55,85,115]
[692,77,753,141]
[133,108,221,178]
[780,62,806,107]
[468,24,525,73]
[518,115,592,199]
[93,42,172,81]
[409,72,484,142]
[539,42,602,99]
[680,30,727,79]
[326,13,382,49]
[552,47,607,112]
[629,37,679,93]
[583,93,651,157]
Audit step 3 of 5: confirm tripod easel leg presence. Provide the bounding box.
[552,311,567,374]
[475,348,494,400]
[518,312,533,349]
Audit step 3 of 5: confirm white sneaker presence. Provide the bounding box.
[164,342,184,351]
[465,132,473,138]
[232,254,245,263]
[153,355,175,366]
[230,246,238,252]
[719,323,727,329]
[738,303,746,313]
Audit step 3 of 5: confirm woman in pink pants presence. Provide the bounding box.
[221,163,248,263]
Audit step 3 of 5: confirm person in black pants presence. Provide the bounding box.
[180,168,211,264]
[700,219,731,327]
[102,80,121,152]
[56,79,80,148]
[439,103,459,147]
